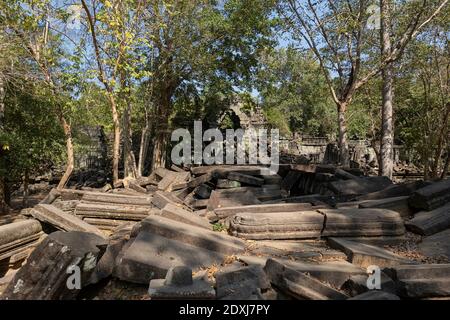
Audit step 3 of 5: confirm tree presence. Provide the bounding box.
[1,0,78,190]
[80,0,148,182]
[279,0,448,172]
[279,0,375,166]
[1,81,66,190]
[0,38,6,211]
[378,0,449,178]
[395,23,449,179]
[141,0,276,171]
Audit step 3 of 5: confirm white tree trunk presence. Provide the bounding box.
[379,0,394,179]
[0,75,4,130]
[0,75,9,212]
[338,105,350,166]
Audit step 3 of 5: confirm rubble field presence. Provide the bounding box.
[1,163,449,300]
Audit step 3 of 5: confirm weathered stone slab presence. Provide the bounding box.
[281,194,331,204]
[291,163,317,173]
[251,186,282,202]
[215,265,270,299]
[1,231,107,300]
[207,190,260,211]
[237,255,268,267]
[315,172,337,182]
[320,208,405,237]
[127,181,147,193]
[191,199,208,210]
[216,179,241,189]
[53,200,80,212]
[32,204,104,237]
[356,181,426,201]
[82,218,132,229]
[114,231,225,284]
[214,203,313,219]
[253,240,347,260]
[170,164,186,172]
[149,266,215,299]
[110,188,142,196]
[276,259,365,288]
[335,201,365,209]
[136,215,246,255]
[335,168,358,180]
[359,196,412,217]
[135,174,158,187]
[0,232,44,256]
[152,191,184,209]
[387,264,450,298]
[157,171,178,191]
[160,203,212,229]
[348,290,400,300]
[227,172,264,186]
[327,238,412,268]
[215,186,282,202]
[229,211,324,240]
[328,176,392,196]
[91,223,134,283]
[281,171,302,193]
[173,187,191,201]
[417,229,450,261]
[342,273,397,296]
[264,259,348,300]
[409,179,450,211]
[194,184,212,199]
[405,203,450,236]
[261,174,282,185]
[167,172,191,192]
[399,279,450,298]
[183,172,216,189]
[388,264,450,279]
[154,167,173,179]
[0,219,42,248]
[0,234,44,262]
[191,165,268,177]
[75,203,151,220]
[58,189,87,201]
[334,236,406,246]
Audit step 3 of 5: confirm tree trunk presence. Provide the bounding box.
[379,0,394,179]
[22,169,29,208]
[441,148,449,179]
[57,117,74,190]
[107,93,121,184]
[138,114,151,176]
[0,74,10,213]
[0,74,4,129]
[337,103,349,166]
[0,180,6,214]
[123,102,138,178]
[423,147,430,181]
[431,103,449,177]
[150,96,171,172]
[151,136,167,171]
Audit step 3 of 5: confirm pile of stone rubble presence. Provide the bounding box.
[0,164,449,300]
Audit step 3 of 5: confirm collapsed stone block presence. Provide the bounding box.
[148,266,215,299]
[1,231,107,300]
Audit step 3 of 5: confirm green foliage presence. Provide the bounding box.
[1,0,449,189]
[257,47,336,137]
[213,222,226,232]
[264,107,292,137]
[0,83,65,182]
[394,29,449,169]
[75,83,112,132]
